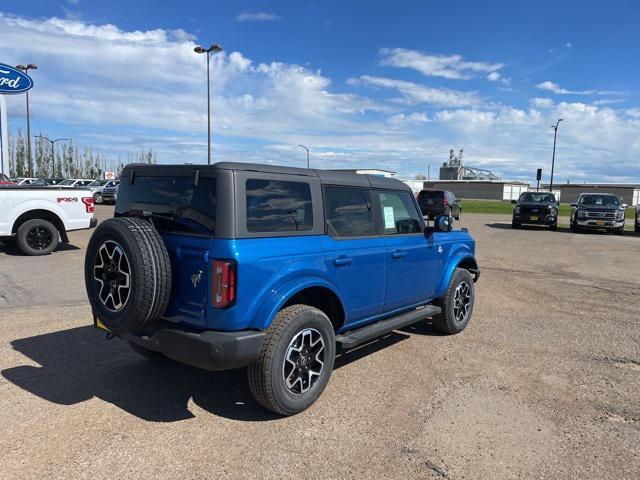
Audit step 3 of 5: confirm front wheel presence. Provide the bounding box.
[248,305,335,416]
[511,220,520,229]
[432,268,475,334]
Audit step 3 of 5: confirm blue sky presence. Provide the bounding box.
[1,0,639,182]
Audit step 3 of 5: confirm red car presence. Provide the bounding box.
[0,173,16,185]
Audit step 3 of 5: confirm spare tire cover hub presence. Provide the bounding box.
[93,240,131,312]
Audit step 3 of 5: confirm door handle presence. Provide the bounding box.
[392,249,407,259]
[333,256,353,267]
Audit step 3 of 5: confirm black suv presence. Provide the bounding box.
[417,189,462,220]
[570,193,626,235]
[511,191,558,230]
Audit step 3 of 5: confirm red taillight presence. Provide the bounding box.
[212,260,236,308]
[82,197,95,213]
[442,198,449,208]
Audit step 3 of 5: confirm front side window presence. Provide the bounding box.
[324,187,376,238]
[246,179,313,233]
[376,190,422,235]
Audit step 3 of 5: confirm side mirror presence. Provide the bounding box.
[621,203,628,209]
[510,199,517,204]
[434,214,453,233]
[570,203,577,208]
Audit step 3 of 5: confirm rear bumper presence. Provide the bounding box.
[116,321,265,371]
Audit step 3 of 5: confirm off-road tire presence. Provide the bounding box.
[511,220,520,229]
[84,217,172,335]
[614,227,625,236]
[128,341,167,360]
[248,304,336,416]
[432,268,475,334]
[16,219,59,255]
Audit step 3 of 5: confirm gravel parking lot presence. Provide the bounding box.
[1,206,638,479]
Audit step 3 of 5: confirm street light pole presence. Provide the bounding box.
[549,118,563,193]
[298,144,310,168]
[35,135,69,176]
[194,44,223,165]
[15,64,38,176]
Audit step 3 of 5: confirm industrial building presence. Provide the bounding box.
[542,183,640,205]
[417,179,530,201]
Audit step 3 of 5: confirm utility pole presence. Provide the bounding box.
[549,118,563,192]
[297,144,310,168]
[194,44,223,165]
[15,64,37,176]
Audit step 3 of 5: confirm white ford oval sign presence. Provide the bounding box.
[0,63,34,94]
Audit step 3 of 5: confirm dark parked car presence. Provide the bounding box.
[635,204,640,233]
[417,189,462,220]
[511,191,559,230]
[570,193,626,235]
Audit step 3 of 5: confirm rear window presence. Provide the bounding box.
[246,179,313,233]
[417,190,444,210]
[116,176,216,234]
[324,186,376,237]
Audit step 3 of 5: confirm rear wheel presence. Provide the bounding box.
[16,219,59,255]
[248,305,335,416]
[432,268,475,334]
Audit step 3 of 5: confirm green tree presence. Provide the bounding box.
[14,129,27,177]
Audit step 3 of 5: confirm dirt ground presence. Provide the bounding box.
[1,206,638,479]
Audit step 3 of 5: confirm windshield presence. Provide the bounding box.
[115,176,216,234]
[88,180,108,187]
[579,194,619,207]
[520,192,556,203]
[417,190,444,206]
[58,179,75,186]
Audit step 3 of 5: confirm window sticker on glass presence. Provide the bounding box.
[384,206,395,229]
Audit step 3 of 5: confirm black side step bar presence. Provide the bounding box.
[335,305,441,350]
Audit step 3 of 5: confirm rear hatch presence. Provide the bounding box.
[115,172,217,329]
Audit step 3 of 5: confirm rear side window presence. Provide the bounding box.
[324,187,376,237]
[376,190,422,234]
[246,179,313,233]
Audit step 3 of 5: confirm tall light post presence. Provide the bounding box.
[15,64,38,176]
[35,135,69,176]
[194,44,223,165]
[298,144,310,168]
[549,118,563,193]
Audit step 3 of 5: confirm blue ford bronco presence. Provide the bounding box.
[84,162,479,415]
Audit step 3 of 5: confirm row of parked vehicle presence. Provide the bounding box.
[1,175,120,205]
[510,191,639,234]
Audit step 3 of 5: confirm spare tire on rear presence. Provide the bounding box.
[84,217,172,335]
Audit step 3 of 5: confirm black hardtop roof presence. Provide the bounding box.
[122,162,410,191]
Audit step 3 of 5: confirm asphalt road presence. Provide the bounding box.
[1,207,638,479]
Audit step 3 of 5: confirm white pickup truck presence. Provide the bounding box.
[0,186,97,255]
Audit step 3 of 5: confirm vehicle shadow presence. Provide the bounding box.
[2,323,436,422]
[485,223,594,235]
[0,240,81,256]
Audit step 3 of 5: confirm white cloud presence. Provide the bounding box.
[536,80,596,95]
[379,48,503,80]
[235,12,282,22]
[387,112,430,126]
[530,97,555,109]
[349,75,479,107]
[563,42,572,48]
